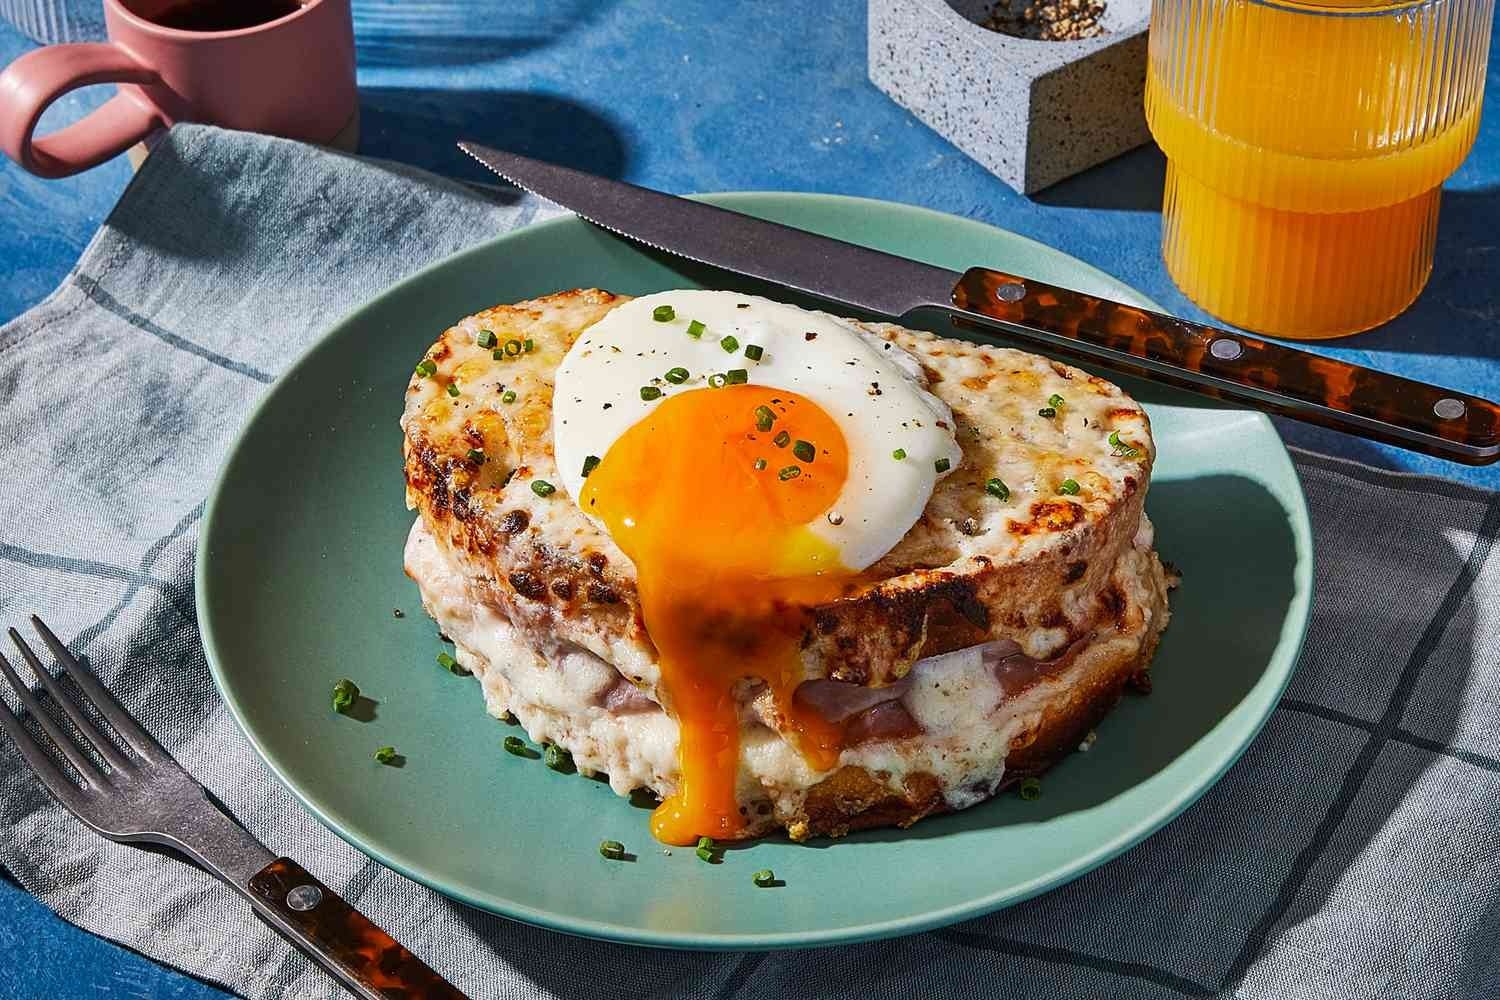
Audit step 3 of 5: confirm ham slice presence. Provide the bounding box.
[792,640,1042,746]
[602,675,657,714]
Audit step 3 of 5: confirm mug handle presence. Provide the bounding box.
[0,42,166,178]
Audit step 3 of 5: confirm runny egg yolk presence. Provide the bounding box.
[581,384,855,845]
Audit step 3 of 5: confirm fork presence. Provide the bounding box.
[0,615,468,1000]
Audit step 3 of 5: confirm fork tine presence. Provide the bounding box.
[0,694,88,809]
[9,627,134,773]
[0,647,106,786]
[30,615,166,762]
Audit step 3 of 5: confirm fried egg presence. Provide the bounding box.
[551,290,962,844]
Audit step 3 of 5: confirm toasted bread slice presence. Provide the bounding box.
[401,289,1172,839]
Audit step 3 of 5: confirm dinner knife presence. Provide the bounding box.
[459,142,1500,466]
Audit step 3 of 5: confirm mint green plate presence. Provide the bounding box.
[197,193,1313,950]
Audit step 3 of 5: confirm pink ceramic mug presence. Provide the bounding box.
[0,0,356,178]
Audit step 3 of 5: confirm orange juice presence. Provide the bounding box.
[1145,0,1494,338]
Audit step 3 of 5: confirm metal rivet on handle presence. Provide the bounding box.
[1434,397,1467,420]
[286,884,323,911]
[995,282,1026,303]
[1209,338,1243,361]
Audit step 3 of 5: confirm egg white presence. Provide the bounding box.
[552,290,962,571]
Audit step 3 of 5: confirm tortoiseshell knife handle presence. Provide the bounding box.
[950,267,1500,465]
[246,858,468,1000]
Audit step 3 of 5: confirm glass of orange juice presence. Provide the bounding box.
[1146,0,1495,338]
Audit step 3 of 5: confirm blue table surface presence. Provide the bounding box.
[1,2,1498,996]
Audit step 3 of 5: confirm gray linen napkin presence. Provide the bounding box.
[2,124,1498,1000]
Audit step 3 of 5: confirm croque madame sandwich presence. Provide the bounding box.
[402,288,1173,845]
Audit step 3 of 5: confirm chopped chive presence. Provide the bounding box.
[720,335,739,353]
[985,477,1010,500]
[686,319,706,338]
[773,430,791,448]
[778,465,802,481]
[1058,478,1081,495]
[531,479,556,497]
[792,440,815,463]
[752,869,776,888]
[1048,393,1065,408]
[543,743,573,772]
[501,389,517,404]
[753,458,767,470]
[414,359,437,378]
[581,455,601,478]
[504,339,523,357]
[523,338,535,353]
[600,839,627,860]
[754,405,776,431]
[331,678,359,714]
[892,448,906,461]
[1038,406,1057,418]
[503,735,532,757]
[725,368,748,385]
[374,746,398,765]
[436,651,468,675]
[695,836,718,863]
[476,330,497,349]
[446,383,461,398]
[1019,777,1042,800]
[640,385,663,401]
[707,373,727,389]
[1109,430,1140,458]
[934,457,951,473]
[744,343,764,361]
[467,447,485,465]
[664,366,690,384]
[493,350,505,361]
[653,305,676,322]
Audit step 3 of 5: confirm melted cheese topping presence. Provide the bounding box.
[581,384,856,844]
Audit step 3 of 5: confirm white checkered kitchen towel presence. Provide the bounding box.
[1,126,1498,1000]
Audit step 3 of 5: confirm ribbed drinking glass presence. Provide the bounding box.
[1146,0,1495,337]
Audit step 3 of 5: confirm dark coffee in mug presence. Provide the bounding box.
[144,0,303,32]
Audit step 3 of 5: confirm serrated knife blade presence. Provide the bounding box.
[458,141,1500,465]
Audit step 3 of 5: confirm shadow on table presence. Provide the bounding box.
[351,0,620,67]
[445,904,737,994]
[1333,186,1500,361]
[357,87,631,188]
[1032,144,1167,213]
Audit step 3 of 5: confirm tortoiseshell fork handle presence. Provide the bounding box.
[951,267,1500,465]
[247,858,468,1000]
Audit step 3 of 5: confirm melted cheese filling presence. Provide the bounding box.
[581,384,856,844]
